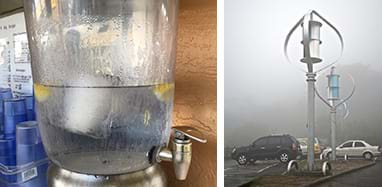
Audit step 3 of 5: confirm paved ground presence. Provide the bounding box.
[316,159,382,187]
[224,159,285,187]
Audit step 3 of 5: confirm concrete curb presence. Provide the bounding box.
[301,161,376,187]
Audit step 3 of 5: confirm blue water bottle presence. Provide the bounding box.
[16,121,48,187]
[0,88,13,137]
[0,138,16,166]
[3,98,27,139]
[16,121,37,165]
[0,138,16,182]
[20,95,36,121]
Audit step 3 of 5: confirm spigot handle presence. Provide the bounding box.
[172,126,207,143]
[155,126,207,181]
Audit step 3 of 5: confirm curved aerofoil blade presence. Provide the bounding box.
[315,69,355,109]
[284,10,344,73]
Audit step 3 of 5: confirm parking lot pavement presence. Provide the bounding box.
[316,159,382,187]
[224,159,283,187]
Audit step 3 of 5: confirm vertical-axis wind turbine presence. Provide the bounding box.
[284,10,344,171]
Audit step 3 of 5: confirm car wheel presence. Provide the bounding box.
[237,154,248,165]
[279,152,290,163]
[364,152,373,160]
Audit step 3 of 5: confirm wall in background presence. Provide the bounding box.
[162,0,217,186]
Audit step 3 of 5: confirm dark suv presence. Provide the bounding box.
[231,134,302,165]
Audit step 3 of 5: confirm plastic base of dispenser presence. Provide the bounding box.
[48,164,167,187]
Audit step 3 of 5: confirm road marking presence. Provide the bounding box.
[257,163,280,174]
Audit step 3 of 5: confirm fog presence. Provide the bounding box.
[225,0,382,148]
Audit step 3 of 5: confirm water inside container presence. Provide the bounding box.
[36,84,174,175]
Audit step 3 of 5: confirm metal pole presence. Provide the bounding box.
[284,10,345,170]
[330,107,336,160]
[307,72,316,171]
[328,67,339,161]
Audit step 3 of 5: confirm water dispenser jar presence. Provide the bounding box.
[23,0,179,175]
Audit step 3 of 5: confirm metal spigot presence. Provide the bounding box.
[156,126,207,180]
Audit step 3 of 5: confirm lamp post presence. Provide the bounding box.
[284,10,344,171]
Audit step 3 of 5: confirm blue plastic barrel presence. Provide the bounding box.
[16,121,46,165]
[19,95,35,121]
[0,138,17,183]
[21,95,35,121]
[0,88,12,100]
[0,121,48,187]
[16,121,39,145]
[0,138,16,166]
[3,98,27,139]
[0,88,13,136]
[34,130,46,161]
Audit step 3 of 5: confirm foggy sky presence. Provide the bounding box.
[225,0,382,147]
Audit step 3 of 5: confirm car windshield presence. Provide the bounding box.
[288,136,298,144]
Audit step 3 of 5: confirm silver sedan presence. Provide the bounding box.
[322,140,381,160]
